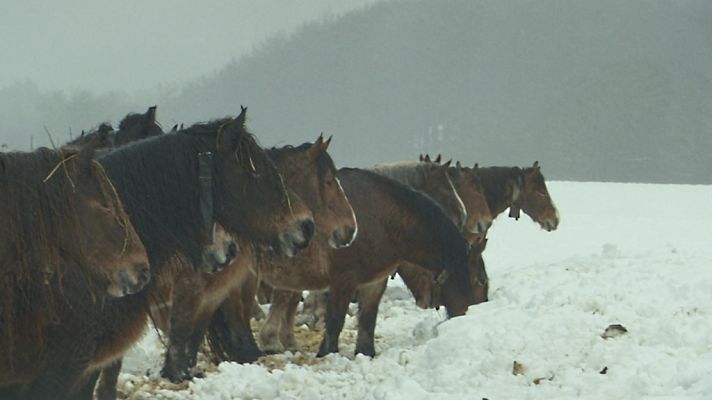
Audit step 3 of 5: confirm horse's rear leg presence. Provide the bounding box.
[95,359,122,400]
[279,291,302,352]
[354,279,388,357]
[75,370,100,400]
[259,288,292,354]
[296,291,328,330]
[317,284,354,357]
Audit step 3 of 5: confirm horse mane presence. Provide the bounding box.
[66,122,113,147]
[0,147,102,362]
[267,142,337,178]
[367,161,425,188]
[476,166,523,213]
[98,117,284,267]
[338,168,470,286]
[117,112,144,131]
[522,166,547,189]
[97,128,210,269]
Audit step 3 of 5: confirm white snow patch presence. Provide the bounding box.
[120,181,712,399]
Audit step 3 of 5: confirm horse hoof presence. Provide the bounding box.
[234,348,264,363]
[161,367,191,383]
[355,349,376,358]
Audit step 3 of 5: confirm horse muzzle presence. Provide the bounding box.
[328,225,357,249]
[277,218,315,257]
[541,214,560,232]
[107,264,151,297]
[201,241,239,273]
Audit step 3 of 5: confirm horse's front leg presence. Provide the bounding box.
[161,294,201,383]
[317,283,354,357]
[24,363,89,400]
[95,358,122,400]
[355,279,388,357]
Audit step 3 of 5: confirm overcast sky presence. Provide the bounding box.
[0,0,379,93]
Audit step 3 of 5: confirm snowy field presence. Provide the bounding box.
[119,181,712,400]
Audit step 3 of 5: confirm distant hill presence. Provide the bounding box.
[2,0,710,183]
[158,0,712,183]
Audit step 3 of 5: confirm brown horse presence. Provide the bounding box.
[211,168,473,359]
[148,135,355,383]
[397,159,560,311]
[294,157,494,330]
[472,161,560,231]
[0,141,150,399]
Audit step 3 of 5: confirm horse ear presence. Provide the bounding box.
[533,160,540,171]
[323,135,333,150]
[473,162,479,169]
[236,106,248,127]
[455,160,462,169]
[443,159,452,167]
[217,118,240,152]
[170,124,178,133]
[435,154,442,163]
[146,106,157,123]
[424,154,431,162]
[419,154,424,162]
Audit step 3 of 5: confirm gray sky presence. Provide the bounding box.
[0,0,378,93]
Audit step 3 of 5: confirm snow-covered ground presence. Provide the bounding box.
[120,181,712,400]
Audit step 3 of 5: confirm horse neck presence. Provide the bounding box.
[479,167,516,218]
[98,134,204,267]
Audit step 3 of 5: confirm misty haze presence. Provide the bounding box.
[1,0,710,183]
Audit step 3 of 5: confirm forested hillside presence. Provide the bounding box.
[2,0,710,183]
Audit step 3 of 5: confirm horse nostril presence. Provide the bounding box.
[345,226,356,242]
[139,265,151,284]
[227,242,238,260]
[300,219,315,243]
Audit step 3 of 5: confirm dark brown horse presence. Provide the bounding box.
[149,135,355,382]
[399,238,489,310]
[0,141,150,399]
[90,113,322,396]
[6,107,305,400]
[214,168,473,359]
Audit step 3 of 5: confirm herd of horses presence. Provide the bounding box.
[0,106,559,399]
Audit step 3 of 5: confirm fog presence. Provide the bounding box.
[1,0,710,183]
[0,0,377,92]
